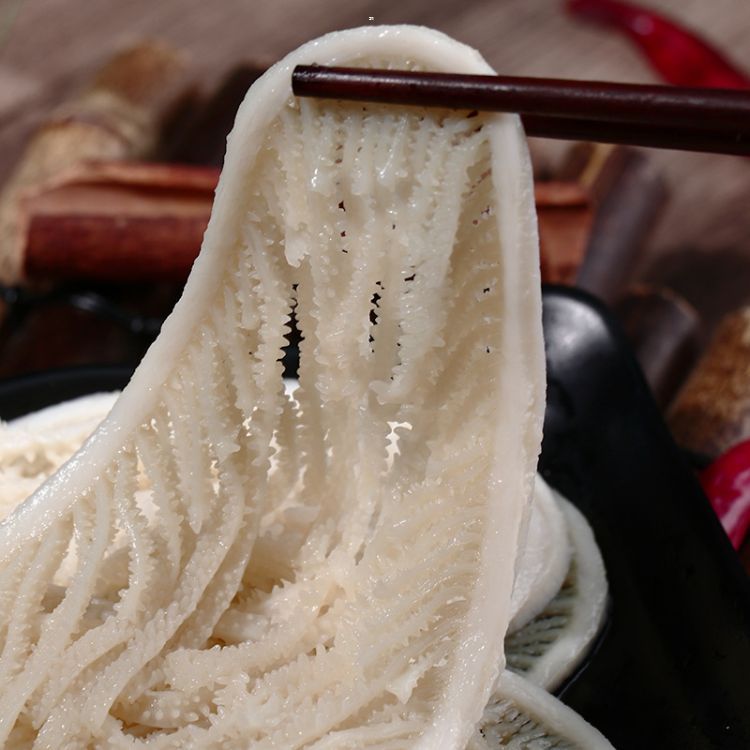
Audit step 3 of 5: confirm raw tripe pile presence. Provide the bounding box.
[0,394,122,516]
[0,396,610,748]
[0,25,612,749]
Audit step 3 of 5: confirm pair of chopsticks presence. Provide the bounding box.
[292,66,750,156]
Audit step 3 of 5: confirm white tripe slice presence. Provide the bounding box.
[468,670,614,749]
[508,475,571,634]
[8,392,119,434]
[0,25,545,749]
[505,493,609,691]
[0,393,119,517]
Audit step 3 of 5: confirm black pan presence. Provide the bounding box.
[541,286,750,749]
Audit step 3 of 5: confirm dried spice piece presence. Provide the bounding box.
[616,284,702,408]
[567,0,750,89]
[0,397,610,748]
[575,147,666,305]
[0,41,191,285]
[20,163,592,285]
[669,307,750,458]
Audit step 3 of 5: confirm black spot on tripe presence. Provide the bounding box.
[370,292,381,327]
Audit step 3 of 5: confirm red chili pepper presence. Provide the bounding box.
[566,0,750,89]
[700,439,750,549]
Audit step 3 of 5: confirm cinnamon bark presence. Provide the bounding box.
[535,181,593,284]
[23,162,217,282]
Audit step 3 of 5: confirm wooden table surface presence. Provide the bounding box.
[2,0,750,328]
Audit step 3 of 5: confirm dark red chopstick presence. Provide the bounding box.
[292,66,750,156]
[521,115,747,156]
